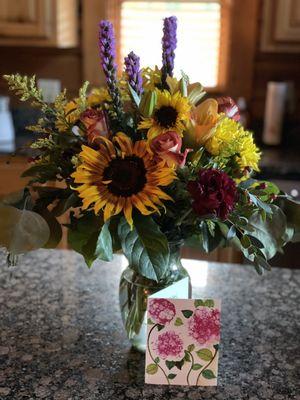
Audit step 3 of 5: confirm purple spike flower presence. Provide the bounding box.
[124,51,143,96]
[99,20,123,119]
[162,16,177,83]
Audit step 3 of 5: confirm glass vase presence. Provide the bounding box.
[119,245,191,352]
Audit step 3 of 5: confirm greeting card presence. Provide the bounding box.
[145,298,221,386]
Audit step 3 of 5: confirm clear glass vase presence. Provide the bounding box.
[119,245,191,352]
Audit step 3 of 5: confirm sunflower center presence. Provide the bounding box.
[103,156,147,197]
[154,106,178,128]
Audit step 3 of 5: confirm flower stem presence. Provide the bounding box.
[186,351,194,386]
[196,347,218,385]
[147,324,170,384]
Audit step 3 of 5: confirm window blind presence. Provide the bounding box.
[120,1,221,87]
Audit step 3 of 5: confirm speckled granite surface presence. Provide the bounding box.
[0,250,299,400]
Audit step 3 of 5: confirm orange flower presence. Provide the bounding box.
[80,109,109,145]
[185,99,219,147]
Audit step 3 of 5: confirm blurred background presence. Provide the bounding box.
[0,0,299,267]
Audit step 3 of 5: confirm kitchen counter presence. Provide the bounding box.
[0,250,299,400]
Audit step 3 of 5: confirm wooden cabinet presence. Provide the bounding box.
[0,0,78,47]
[261,0,300,52]
[0,155,29,196]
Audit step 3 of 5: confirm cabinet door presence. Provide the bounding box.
[0,0,77,47]
[261,0,300,52]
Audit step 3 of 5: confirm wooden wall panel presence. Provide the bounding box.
[0,47,82,101]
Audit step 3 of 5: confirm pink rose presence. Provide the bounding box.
[154,331,184,360]
[217,97,240,121]
[148,299,176,325]
[150,131,191,168]
[188,307,220,346]
[80,109,109,144]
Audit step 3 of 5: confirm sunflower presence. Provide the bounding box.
[138,90,191,140]
[71,133,175,227]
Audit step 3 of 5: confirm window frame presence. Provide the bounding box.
[82,0,259,100]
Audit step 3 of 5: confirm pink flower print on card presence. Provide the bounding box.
[188,307,220,346]
[154,331,184,360]
[145,298,221,386]
[148,298,176,325]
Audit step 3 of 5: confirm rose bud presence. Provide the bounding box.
[80,109,109,145]
[150,131,192,168]
[217,97,240,121]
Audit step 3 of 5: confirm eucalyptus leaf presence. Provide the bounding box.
[0,204,50,254]
[196,348,213,361]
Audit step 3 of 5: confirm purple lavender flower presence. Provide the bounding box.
[99,20,123,119]
[124,51,143,96]
[162,16,177,83]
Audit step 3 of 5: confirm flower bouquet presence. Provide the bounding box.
[1,17,300,351]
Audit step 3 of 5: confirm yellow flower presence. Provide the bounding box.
[87,88,111,107]
[56,100,80,132]
[71,133,175,228]
[236,134,261,172]
[142,66,161,91]
[205,117,261,171]
[185,99,219,147]
[138,90,191,140]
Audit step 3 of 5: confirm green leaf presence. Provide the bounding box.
[227,225,236,240]
[154,357,160,364]
[146,363,158,375]
[68,214,112,267]
[157,324,164,331]
[245,205,288,259]
[174,317,183,326]
[128,84,141,107]
[0,204,50,254]
[118,215,169,282]
[95,222,113,261]
[21,164,58,180]
[147,318,154,325]
[187,344,195,352]
[165,360,175,370]
[248,193,273,214]
[52,193,79,217]
[182,310,193,319]
[168,373,177,380]
[196,348,213,361]
[202,369,216,379]
[194,299,205,308]
[174,359,185,370]
[192,364,203,370]
[204,299,214,308]
[34,206,62,249]
[139,90,157,117]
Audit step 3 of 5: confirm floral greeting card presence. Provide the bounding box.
[145,298,221,386]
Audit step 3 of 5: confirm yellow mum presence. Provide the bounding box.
[138,90,191,140]
[205,117,261,171]
[71,133,175,227]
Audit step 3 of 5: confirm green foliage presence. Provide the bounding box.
[196,348,213,361]
[0,204,50,255]
[68,214,113,267]
[118,214,169,281]
[181,309,193,318]
[202,369,216,379]
[146,364,158,375]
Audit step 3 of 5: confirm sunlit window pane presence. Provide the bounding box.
[121,1,221,87]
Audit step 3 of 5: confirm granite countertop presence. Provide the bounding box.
[0,250,299,400]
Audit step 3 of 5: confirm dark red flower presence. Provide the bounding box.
[187,168,237,219]
[217,96,240,121]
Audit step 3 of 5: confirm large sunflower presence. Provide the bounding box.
[138,90,191,140]
[71,133,175,227]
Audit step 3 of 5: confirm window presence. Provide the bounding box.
[120,1,224,88]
